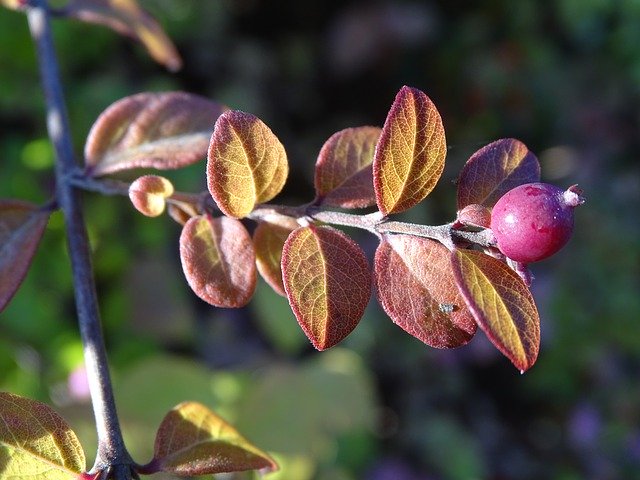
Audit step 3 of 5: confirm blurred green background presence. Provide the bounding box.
[1,1,639,479]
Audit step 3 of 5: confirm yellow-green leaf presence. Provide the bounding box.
[151,401,277,476]
[451,249,540,372]
[207,110,288,219]
[373,86,446,215]
[0,392,86,478]
[179,215,256,308]
[84,92,226,176]
[253,221,297,297]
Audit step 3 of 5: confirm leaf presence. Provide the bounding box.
[128,174,174,217]
[373,86,446,215]
[151,401,277,476]
[282,226,371,350]
[253,221,297,297]
[0,200,49,312]
[314,126,381,208]
[0,392,86,478]
[0,0,27,10]
[207,110,288,219]
[63,0,182,71]
[84,92,226,176]
[374,235,476,348]
[179,215,256,308]
[456,138,540,209]
[451,248,540,372]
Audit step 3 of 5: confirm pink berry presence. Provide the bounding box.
[490,183,584,263]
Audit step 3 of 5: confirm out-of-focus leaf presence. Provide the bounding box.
[374,235,476,348]
[281,226,371,350]
[149,401,277,476]
[253,221,297,297]
[84,92,226,176]
[207,110,288,219]
[0,200,49,312]
[128,174,174,217]
[373,86,446,215]
[0,0,26,11]
[314,126,381,208]
[63,0,182,71]
[0,392,85,478]
[451,248,540,372]
[179,214,256,308]
[456,138,540,209]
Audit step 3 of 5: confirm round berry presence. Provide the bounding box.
[490,183,584,263]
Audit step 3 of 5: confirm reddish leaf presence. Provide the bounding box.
[456,138,540,209]
[128,174,174,217]
[373,86,446,215]
[281,226,371,350]
[150,401,277,476]
[179,215,256,308]
[0,392,86,478]
[0,200,49,312]
[314,126,381,208]
[451,248,540,372]
[374,235,476,348]
[253,221,297,297]
[207,110,288,219]
[63,0,182,71]
[85,92,226,176]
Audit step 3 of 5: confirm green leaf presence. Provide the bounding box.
[207,110,289,218]
[373,86,446,215]
[451,249,540,372]
[0,200,49,312]
[374,235,476,348]
[456,138,540,209]
[179,215,256,308]
[150,401,277,476]
[282,226,371,350]
[84,92,226,176]
[314,126,381,208]
[253,220,297,297]
[0,392,86,478]
[63,0,182,71]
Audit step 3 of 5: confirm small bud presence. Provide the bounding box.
[456,203,491,229]
[128,175,174,217]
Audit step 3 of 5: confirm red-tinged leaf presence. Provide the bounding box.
[314,126,381,208]
[150,401,277,476]
[85,92,226,176]
[374,235,477,348]
[63,0,182,71]
[282,226,371,350]
[0,200,49,312]
[0,0,27,10]
[456,138,540,209]
[0,392,86,478]
[179,215,256,308]
[451,248,540,372]
[373,86,446,215]
[128,174,174,217]
[207,110,288,219]
[253,220,297,297]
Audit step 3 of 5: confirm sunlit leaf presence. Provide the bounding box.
[253,221,297,297]
[0,392,86,478]
[63,0,182,71]
[0,200,49,312]
[282,226,371,350]
[149,401,277,476]
[85,92,226,176]
[373,86,446,215]
[180,215,256,308]
[374,235,476,348]
[456,138,540,209]
[451,248,540,372]
[314,126,381,208]
[128,174,174,217]
[207,110,288,219]
[0,0,26,10]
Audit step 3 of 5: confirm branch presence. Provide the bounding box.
[26,2,134,478]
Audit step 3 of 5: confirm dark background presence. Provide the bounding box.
[1,1,639,479]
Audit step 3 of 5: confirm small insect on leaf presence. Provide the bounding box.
[0,392,86,478]
[451,248,540,372]
[373,86,447,215]
[208,110,288,219]
[282,225,371,350]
